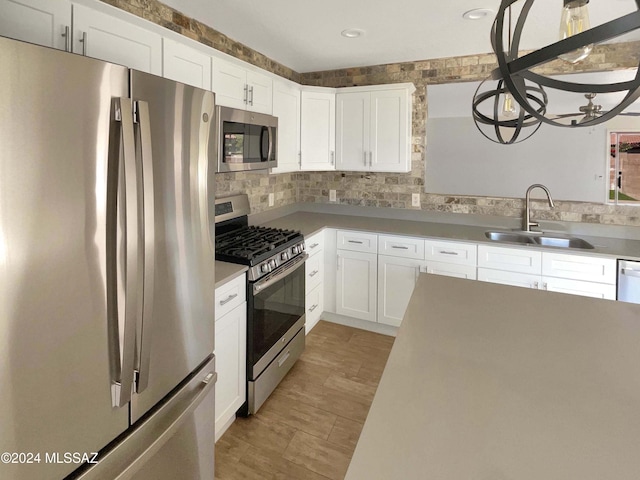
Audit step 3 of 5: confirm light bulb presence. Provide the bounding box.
[502,92,518,118]
[558,0,593,63]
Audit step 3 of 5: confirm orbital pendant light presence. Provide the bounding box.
[472,5,548,144]
[490,0,640,130]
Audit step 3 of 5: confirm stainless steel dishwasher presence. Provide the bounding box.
[618,260,640,303]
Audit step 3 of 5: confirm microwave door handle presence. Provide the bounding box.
[267,126,274,163]
[133,100,155,394]
[110,98,139,409]
[259,126,269,163]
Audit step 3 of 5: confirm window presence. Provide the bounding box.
[609,132,640,204]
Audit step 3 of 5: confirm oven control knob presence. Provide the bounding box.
[269,259,277,269]
[260,263,269,273]
[291,246,298,255]
[281,252,289,261]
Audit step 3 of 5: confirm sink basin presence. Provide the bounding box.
[533,236,594,249]
[485,231,594,249]
[485,231,536,244]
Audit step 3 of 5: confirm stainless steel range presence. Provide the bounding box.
[214,195,307,414]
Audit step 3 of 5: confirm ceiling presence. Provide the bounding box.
[160,0,639,73]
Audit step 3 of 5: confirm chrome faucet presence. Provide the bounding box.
[523,184,555,232]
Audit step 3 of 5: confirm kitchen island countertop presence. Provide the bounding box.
[345,274,640,479]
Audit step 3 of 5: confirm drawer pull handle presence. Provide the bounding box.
[543,282,548,290]
[309,243,320,249]
[348,240,364,244]
[309,270,319,277]
[439,251,458,256]
[309,304,318,312]
[391,245,409,250]
[533,281,539,289]
[219,293,238,306]
[278,350,291,367]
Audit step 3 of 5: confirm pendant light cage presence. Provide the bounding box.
[471,3,548,144]
[492,0,640,128]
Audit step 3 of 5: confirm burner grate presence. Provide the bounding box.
[215,226,301,263]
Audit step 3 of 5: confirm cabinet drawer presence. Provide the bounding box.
[305,284,324,334]
[305,252,323,294]
[305,230,324,256]
[424,240,477,266]
[215,274,246,320]
[378,235,425,259]
[478,245,542,274]
[542,253,616,284]
[424,261,477,280]
[336,230,378,253]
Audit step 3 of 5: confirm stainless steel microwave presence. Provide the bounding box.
[215,106,278,172]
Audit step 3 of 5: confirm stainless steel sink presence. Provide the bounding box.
[485,231,595,249]
[485,231,536,244]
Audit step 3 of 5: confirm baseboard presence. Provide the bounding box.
[320,312,398,337]
[215,414,236,443]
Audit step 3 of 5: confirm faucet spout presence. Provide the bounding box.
[524,184,555,232]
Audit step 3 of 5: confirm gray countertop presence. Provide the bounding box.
[215,261,247,289]
[346,274,640,480]
[260,211,640,260]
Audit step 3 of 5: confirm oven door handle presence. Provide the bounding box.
[253,253,308,295]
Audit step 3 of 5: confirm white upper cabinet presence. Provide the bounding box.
[300,88,336,171]
[336,84,414,173]
[0,0,71,51]
[162,38,212,90]
[212,56,272,114]
[72,3,162,74]
[271,78,301,174]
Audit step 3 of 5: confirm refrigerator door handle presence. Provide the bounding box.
[112,98,140,408]
[134,100,156,394]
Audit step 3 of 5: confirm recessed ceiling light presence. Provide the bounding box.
[341,28,365,38]
[462,8,494,20]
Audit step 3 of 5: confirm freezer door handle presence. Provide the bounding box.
[111,98,140,408]
[134,100,156,394]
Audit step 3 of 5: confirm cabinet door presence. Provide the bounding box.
[73,4,162,74]
[301,90,336,171]
[336,230,378,253]
[477,245,542,275]
[246,69,272,114]
[212,57,248,109]
[370,88,411,173]
[215,301,246,441]
[0,0,71,51]
[162,38,212,90]
[336,91,370,171]
[543,277,616,300]
[477,268,540,289]
[271,79,301,173]
[378,256,423,327]
[424,239,477,266]
[336,250,377,322]
[424,261,477,280]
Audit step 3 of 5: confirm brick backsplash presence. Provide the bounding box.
[103,0,640,227]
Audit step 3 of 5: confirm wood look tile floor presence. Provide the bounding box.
[215,320,395,480]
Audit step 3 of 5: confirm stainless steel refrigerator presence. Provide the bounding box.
[0,36,217,479]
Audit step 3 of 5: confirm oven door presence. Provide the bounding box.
[248,254,307,379]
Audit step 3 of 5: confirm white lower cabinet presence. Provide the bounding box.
[378,255,423,327]
[306,284,324,334]
[425,261,477,280]
[478,268,541,289]
[336,249,377,322]
[214,276,247,442]
[305,230,325,334]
